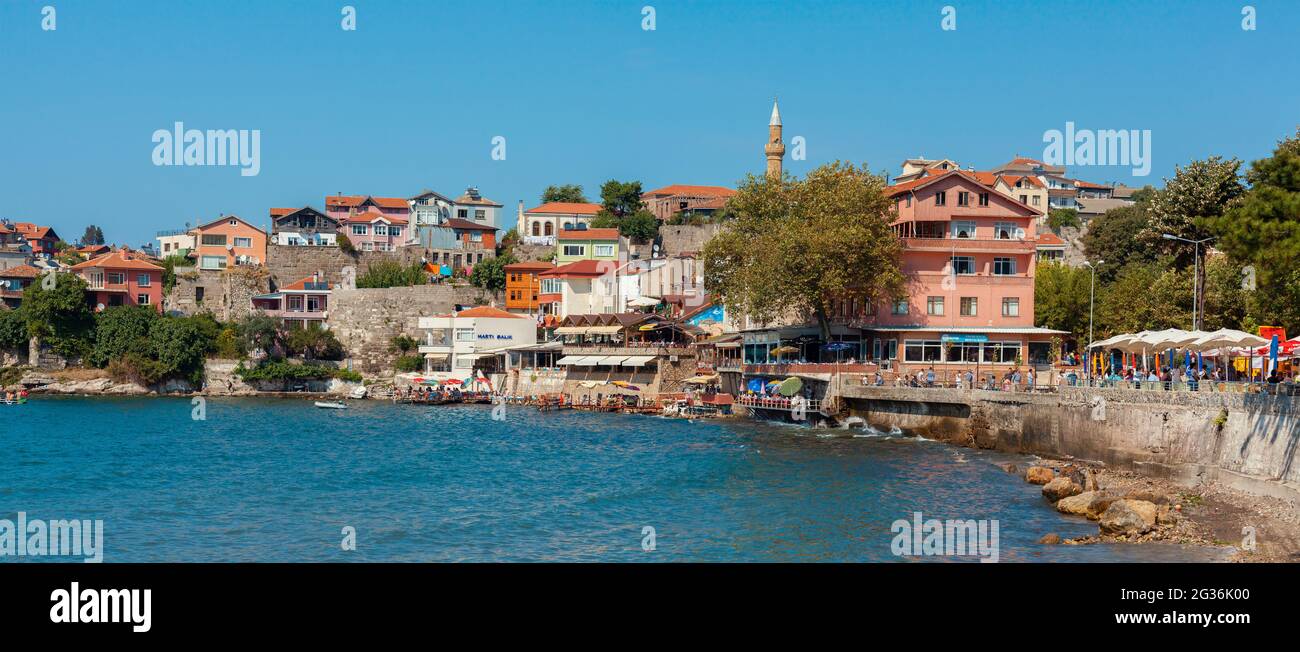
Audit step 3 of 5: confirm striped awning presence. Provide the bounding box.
[621,356,657,367]
[554,326,590,335]
[589,325,624,335]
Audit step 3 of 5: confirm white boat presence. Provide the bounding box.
[314,401,347,409]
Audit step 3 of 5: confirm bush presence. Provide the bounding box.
[357,261,426,288]
[0,307,28,350]
[285,324,345,361]
[333,368,363,382]
[89,305,158,367]
[151,316,211,384]
[214,327,244,358]
[394,355,423,373]
[389,334,418,355]
[1047,208,1080,231]
[107,353,167,386]
[235,360,361,382]
[338,233,357,255]
[468,254,514,291]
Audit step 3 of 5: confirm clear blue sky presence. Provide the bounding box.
[1,0,1297,246]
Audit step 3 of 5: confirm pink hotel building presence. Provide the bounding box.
[741,169,1067,379]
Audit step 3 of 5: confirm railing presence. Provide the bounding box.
[735,395,823,413]
[901,236,1035,252]
[561,344,694,356]
[744,362,878,375]
[156,228,191,237]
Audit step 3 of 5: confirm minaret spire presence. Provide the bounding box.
[765,98,785,179]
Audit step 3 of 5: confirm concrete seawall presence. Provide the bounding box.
[837,385,1300,501]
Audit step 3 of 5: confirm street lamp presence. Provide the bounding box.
[1083,260,1103,382]
[1161,234,1214,331]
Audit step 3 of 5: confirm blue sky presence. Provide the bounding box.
[1,0,1297,246]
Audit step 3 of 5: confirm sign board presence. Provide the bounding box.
[941,334,988,343]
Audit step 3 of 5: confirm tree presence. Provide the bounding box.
[89,305,158,367]
[285,324,344,361]
[151,316,211,382]
[238,314,283,358]
[1141,156,1245,264]
[356,261,426,288]
[617,210,659,241]
[80,225,105,246]
[1206,129,1300,332]
[1032,262,1092,341]
[1081,203,1157,282]
[160,254,192,294]
[598,179,644,218]
[22,272,93,359]
[1046,208,1079,232]
[337,233,357,255]
[702,162,905,340]
[541,184,588,204]
[0,307,28,350]
[389,334,418,355]
[469,254,515,291]
[1095,261,1190,337]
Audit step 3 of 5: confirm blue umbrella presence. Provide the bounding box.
[822,342,854,351]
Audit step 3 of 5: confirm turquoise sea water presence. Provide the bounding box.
[2,396,1229,562]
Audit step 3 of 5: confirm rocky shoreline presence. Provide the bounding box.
[1001,457,1300,562]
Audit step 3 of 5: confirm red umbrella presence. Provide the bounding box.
[442,378,464,386]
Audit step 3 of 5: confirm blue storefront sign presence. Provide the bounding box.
[941,334,988,343]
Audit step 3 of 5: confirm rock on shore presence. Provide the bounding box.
[1024,466,1055,485]
[1042,476,1082,501]
[1099,499,1158,535]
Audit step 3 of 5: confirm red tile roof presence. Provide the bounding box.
[270,207,296,217]
[1072,179,1110,189]
[539,259,613,277]
[12,222,54,239]
[1002,174,1045,189]
[1036,232,1066,246]
[556,228,620,240]
[524,202,603,215]
[327,195,409,210]
[431,306,527,319]
[0,264,41,279]
[641,184,736,198]
[279,275,333,291]
[70,250,163,272]
[445,218,497,231]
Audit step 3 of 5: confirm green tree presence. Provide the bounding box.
[618,210,659,241]
[1046,208,1079,232]
[598,179,644,218]
[337,233,357,255]
[1206,129,1300,332]
[1081,203,1158,282]
[1096,261,1190,336]
[1142,156,1245,264]
[0,307,28,350]
[80,225,105,246]
[389,334,418,355]
[22,272,94,359]
[469,254,515,291]
[1032,262,1092,341]
[702,162,905,340]
[356,261,426,288]
[89,305,159,367]
[159,254,192,294]
[151,316,210,383]
[285,323,344,361]
[239,313,283,357]
[541,184,588,203]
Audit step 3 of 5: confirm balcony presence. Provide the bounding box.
[560,343,694,357]
[902,237,1035,254]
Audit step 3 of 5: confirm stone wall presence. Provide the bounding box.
[266,244,424,288]
[659,224,723,257]
[165,266,270,321]
[325,285,501,373]
[836,385,1300,500]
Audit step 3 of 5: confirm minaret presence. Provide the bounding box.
[765,99,785,179]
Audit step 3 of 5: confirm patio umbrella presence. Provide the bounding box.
[611,380,640,391]
[442,378,464,386]
[777,377,803,396]
[746,378,767,393]
[822,342,854,351]
[1188,329,1268,351]
[771,345,800,355]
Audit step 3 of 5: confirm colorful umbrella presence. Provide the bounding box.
[442,378,463,386]
[771,345,800,356]
[611,381,641,391]
[822,342,854,351]
[778,377,803,396]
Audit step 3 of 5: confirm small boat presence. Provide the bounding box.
[314,401,347,409]
[1,398,27,405]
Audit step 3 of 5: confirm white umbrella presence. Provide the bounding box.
[1090,333,1138,349]
[1189,329,1268,351]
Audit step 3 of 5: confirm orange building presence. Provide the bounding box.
[503,261,555,314]
[190,215,267,270]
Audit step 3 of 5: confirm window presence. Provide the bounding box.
[544,222,553,236]
[994,222,1020,239]
[950,256,975,275]
[951,221,976,238]
[374,225,388,236]
[562,245,586,257]
[228,219,237,226]
[987,341,1021,364]
[891,300,909,315]
[960,297,977,316]
[1019,195,1028,204]
[390,226,401,237]
[137,294,150,305]
[362,242,374,251]
[934,191,946,206]
[351,225,369,236]
[307,296,323,312]
[905,195,912,207]
[978,192,989,206]
[1002,297,1020,317]
[200,256,226,270]
[201,234,227,246]
[904,340,944,363]
[541,278,562,294]
[288,296,303,312]
[470,232,482,242]
[993,257,1017,275]
[594,244,615,257]
[234,237,252,248]
[1032,196,1041,206]
[457,209,468,219]
[926,296,944,316]
[945,341,982,363]
[455,328,475,342]
[137,273,151,287]
[195,287,205,304]
[532,222,541,236]
[107,272,125,285]
[108,294,124,307]
[957,191,970,206]
[475,209,486,221]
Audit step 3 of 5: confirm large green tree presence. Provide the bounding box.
[80,225,105,246]
[1081,203,1157,282]
[22,272,94,358]
[702,162,905,340]
[89,305,158,367]
[541,184,588,204]
[1206,129,1300,332]
[597,179,644,218]
[1033,262,1093,341]
[1141,156,1245,264]
[1095,261,1190,337]
[469,253,516,291]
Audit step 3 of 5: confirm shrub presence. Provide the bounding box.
[285,324,345,361]
[107,353,167,386]
[90,305,158,367]
[1047,208,1080,231]
[0,307,28,350]
[357,261,426,288]
[338,233,357,255]
[394,355,423,373]
[214,327,244,358]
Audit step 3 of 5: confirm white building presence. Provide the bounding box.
[417,306,538,378]
[517,201,603,245]
[155,228,196,257]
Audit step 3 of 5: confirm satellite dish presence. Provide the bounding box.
[226,243,235,251]
[96,303,105,311]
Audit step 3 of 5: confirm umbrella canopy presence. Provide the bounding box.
[777,377,803,397]
[1136,328,1196,348]
[627,296,661,307]
[1189,329,1269,351]
[683,374,719,385]
[745,378,767,392]
[771,345,801,355]
[442,378,464,386]
[822,342,854,351]
[1090,333,1138,349]
[610,381,641,392]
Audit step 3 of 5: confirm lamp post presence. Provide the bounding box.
[1083,260,1103,382]
[1161,234,1214,331]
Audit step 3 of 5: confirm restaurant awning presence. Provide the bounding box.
[621,355,657,367]
[683,374,719,384]
[423,352,448,360]
[589,325,624,335]
[556,356,580,365]
[602,356,630,366]
[554,326,590,335]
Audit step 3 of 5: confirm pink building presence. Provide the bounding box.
[251,274,333,329]
[325,195,411,223]
[339,211,409,252]
[71,249,164,313]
